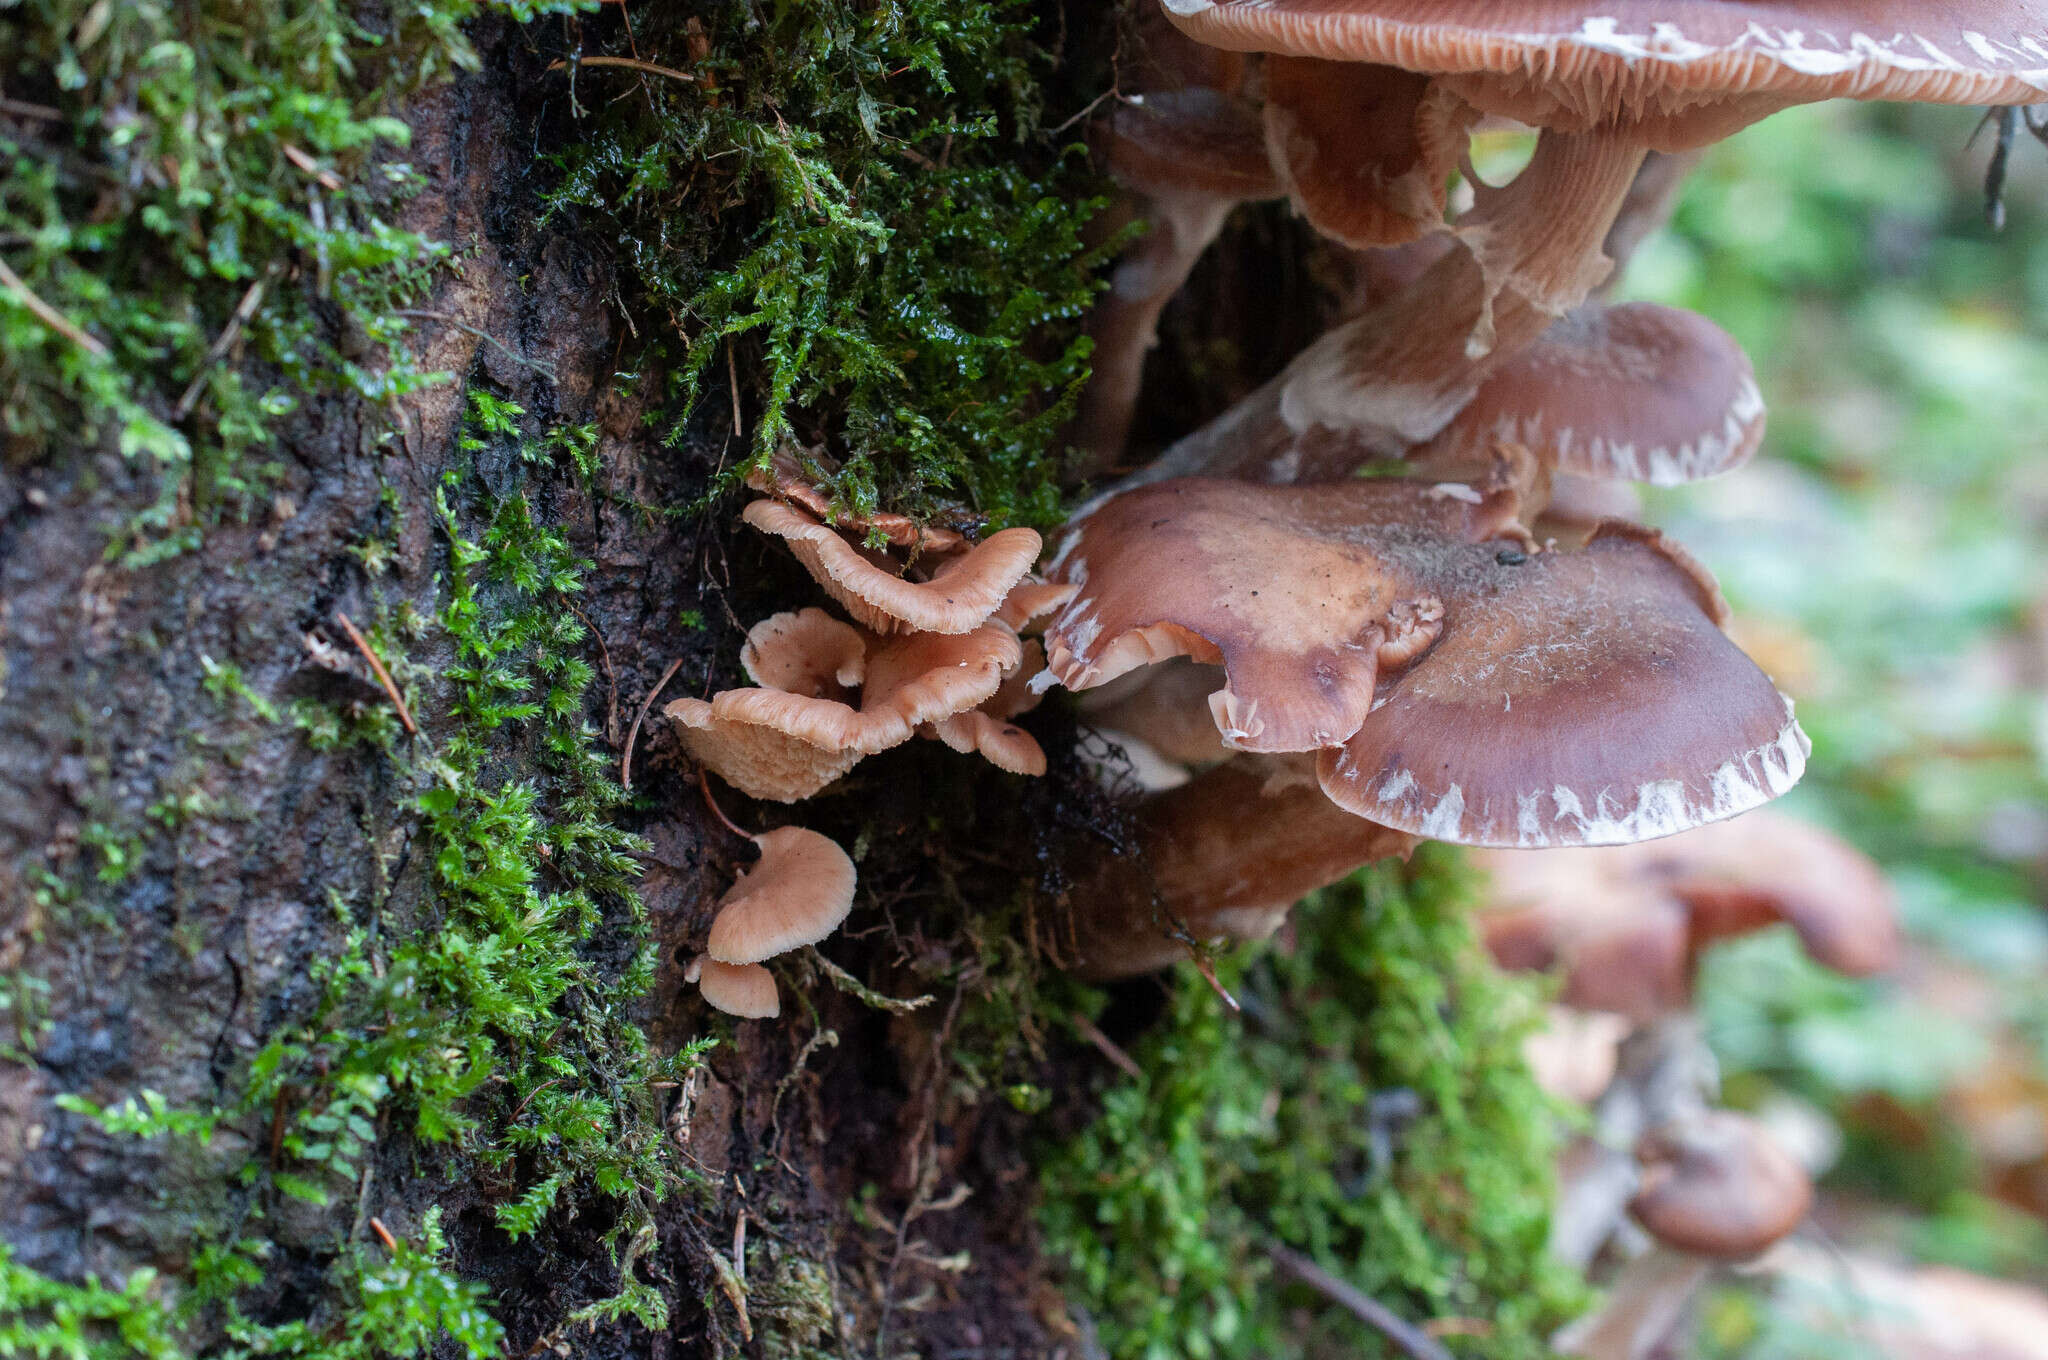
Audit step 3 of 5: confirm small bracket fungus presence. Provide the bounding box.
[670,619,1024,801]
[706,825,858,965]
[1413,300,1766,486]
[687,956,781,1020]
[743,498,1041,636]
[747,451,967,554]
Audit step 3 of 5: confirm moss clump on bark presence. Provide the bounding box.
[0,0,590,562]
[540,0,1112,530]
[1040,847,1589,1359]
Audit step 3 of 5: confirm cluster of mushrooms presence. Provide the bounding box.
[670,456,1075,1016]
[675,5,2048,1009]
[672,5,2045,1338]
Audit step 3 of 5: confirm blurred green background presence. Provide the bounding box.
[1620,100,2048,1353]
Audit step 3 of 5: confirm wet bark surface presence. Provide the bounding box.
[0,10,1177,1349]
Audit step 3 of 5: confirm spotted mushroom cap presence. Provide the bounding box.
[706,826,858,965]
[687,956,782,1019]
[744,498,1041,635]
[1041,475,1526,753]
[1629,1110,1814,1258]
[1261,56,1476,247]
[1319,521,1808,846]
[1416,301,1765,485]
[1163,3,2048,150]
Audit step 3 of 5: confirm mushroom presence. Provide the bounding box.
[747,450,966,554]
[1260,54,1476,249]
[1142,1,2048,484]
[924,639,1052,776]
[1058,755,1418,977]
[1410,300,1766,486]
[1555,1110,1813,1360]
[1041,468,1806,974]
[687,956,781,1020]
[705,825,858,965]
[669,615,1024,801]
[743,498,1041,635]
[1071,13,1283,473]
[1476,810,1901,1021]
[1043,475,1804,846]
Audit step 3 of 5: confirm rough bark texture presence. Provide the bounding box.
[0,17,1121,1353]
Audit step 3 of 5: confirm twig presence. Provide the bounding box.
[809,949,935,1014]
[393,309,558,381]
[1070,1011,1142,1080]
[175,268,274,419]
[369,1217,399,1252]
[1266,1245,1455,1360]
[546,54,697,84]
[621,654,684,788]
[0,97,63,121]
[0,256,109,359]
[280,142,343,192]
[564,599,619,742]
[726,340,743,437]
[698,768,751,839]
[1048,86,1118,137]
[1190,953,1240,1012]
[332,611,418,735]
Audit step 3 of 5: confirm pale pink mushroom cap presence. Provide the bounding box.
[706,826,858,965]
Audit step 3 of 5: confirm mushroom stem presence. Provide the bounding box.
[1140,125,1647,484]
[1072,187,1240,477]
[1059,757,1416,979]
[1548,1248,1711,1360]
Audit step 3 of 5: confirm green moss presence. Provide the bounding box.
[541,0,1111,529]
[31,399,709,1353]
[0,1240,182,1360]
[0,0,588,559]
[1039,847,1589,1359]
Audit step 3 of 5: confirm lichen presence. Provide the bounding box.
[1038,846,1589,1359]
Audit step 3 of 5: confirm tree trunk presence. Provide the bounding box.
[0,5,1128,1354]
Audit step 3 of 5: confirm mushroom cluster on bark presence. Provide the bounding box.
[673,454,1067,1014]
[1038,0,2047,979]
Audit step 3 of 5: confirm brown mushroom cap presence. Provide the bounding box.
[1042,474,1524,752]
[1629,1110,1813,1258]
[1637,810,1902,977]
[1105,87,1281,200]
[1318,522,1807,846]
[706,826,858,965]
[1477,810,1900,1014]
[1164,3,2048,148]
[1261,56,1476,247]
[687,956,782,1020]
[744,499,1041,635]
[1416,301,1765,485]
[1480,859,1696,1020]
